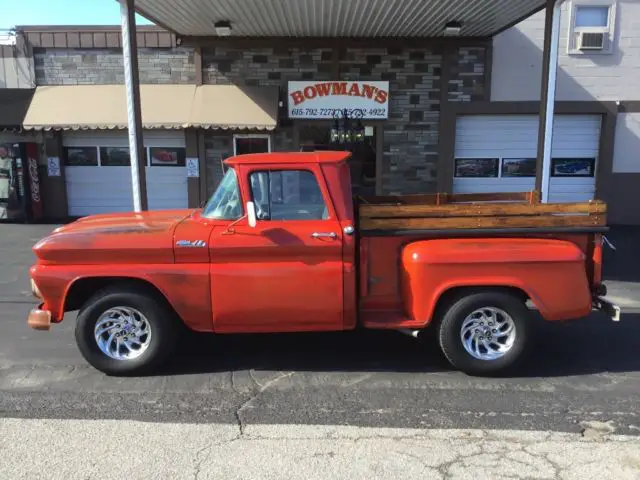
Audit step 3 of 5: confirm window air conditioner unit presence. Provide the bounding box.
[578,32,605,50]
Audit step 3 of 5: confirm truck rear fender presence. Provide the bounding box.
[401,238,592,325]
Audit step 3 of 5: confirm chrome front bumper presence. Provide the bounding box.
[593,296,621,322]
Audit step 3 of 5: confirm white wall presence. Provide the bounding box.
[0,55,35,89]
[491,1,640,102]
[612,113,640,173]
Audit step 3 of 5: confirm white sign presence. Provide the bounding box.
[47,157,61,177]
[186,157,199,178]
[288,81,389,120]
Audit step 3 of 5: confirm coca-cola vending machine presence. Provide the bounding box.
[0,142,43,223]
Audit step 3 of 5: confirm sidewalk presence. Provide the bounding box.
[1,419,639,479]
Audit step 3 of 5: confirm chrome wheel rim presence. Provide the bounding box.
[94,307,152,361]
[460,307,516,361]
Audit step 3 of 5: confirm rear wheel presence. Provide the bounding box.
[437,290,532,376]
[75,286,178,376]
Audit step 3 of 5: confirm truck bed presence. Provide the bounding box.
[355,191,606,329]
[357,191,607,235]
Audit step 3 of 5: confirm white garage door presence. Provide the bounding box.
[63,130,188,217]
[454,114,601,203]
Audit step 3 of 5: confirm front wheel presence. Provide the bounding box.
[75,286,178,376]
[437,291,533,376]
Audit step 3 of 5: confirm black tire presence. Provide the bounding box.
[437,290,532,376]
[75,285,178,376]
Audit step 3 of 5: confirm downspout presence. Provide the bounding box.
[540,0,565,203]
[120,0,148,211]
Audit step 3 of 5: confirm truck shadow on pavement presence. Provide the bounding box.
[161,312,640,378]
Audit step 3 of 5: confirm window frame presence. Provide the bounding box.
[62,146,99,167]
[233,134,272,156]
[567,0,617,55]
[148,146,187,167]
[245,166,335,222]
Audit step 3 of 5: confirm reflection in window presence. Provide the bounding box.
[100,147,131,166]
[454,158,499,178]
[249,170,328,221]
[501,158,537,178]
[551,158,596,177]
[575,6,609,27]
[64,147,98,166]
[150,147,186,167]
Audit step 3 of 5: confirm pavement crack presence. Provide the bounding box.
[192,443,212,480]
[234,371,294,436]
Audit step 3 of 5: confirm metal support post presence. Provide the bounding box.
[536,0,564,203]
[120,0,148,211]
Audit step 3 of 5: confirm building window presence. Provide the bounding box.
[501,158,537,177]
[63,147,99,166]
[149,147,186,167]
[249,170,327,221]
[454,158,499,178]
[551,158,596,177]
[99,147,131,166]
[233,134,271,156]
[575,6,609,27]
[568,1,616,54]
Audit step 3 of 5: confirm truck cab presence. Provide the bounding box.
[27,151,619,377]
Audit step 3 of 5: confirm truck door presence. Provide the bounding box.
[209,165,345,333]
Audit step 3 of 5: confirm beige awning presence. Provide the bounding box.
[22,84,279,131]
[189,85,278,131]
[23,85,196,130]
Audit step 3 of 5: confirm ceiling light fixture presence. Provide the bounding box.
[214,20,232,37]
[443,21,463,36]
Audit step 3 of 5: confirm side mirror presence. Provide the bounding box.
[246,201,257,228]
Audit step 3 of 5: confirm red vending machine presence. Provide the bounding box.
[0,142,43,223]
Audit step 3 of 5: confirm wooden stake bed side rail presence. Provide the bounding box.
[359,191,541,206]
[358,192,607,231]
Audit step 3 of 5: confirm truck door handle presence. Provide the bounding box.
[311,232,337,239]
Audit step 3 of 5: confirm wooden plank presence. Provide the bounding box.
[360,213,606,231]
[359,191,539,206]
[360,201,607,219]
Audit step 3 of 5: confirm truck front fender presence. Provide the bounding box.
[401,238,592,325]
[30,263,213,332]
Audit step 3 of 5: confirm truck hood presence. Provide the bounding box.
[34,209,196,265]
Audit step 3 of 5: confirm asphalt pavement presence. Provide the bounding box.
[0,223,639,438]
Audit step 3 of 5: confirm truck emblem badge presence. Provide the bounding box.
[176,240,207,248]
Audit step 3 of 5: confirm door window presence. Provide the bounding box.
[249,170,328,220]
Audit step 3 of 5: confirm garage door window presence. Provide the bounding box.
[99,147,131,166]
[455,158,538,178]
[454,158,499,178]
[149,147,186,167]
[551,158,596,177]
[63,147,98,166]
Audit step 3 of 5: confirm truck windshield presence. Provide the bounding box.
[202,168,242,220]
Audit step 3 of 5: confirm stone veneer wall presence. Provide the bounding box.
[33,47,196,85]
[200,44,486,194]
[340,47,442,194]
[202,47,331,193]
[448,46,487,102]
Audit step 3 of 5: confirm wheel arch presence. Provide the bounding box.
[431,285,532,326]
[64,276,174,314]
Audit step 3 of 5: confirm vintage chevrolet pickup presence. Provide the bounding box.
[27,151,620,376]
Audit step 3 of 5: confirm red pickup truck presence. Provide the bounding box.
[27,151,620,376]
